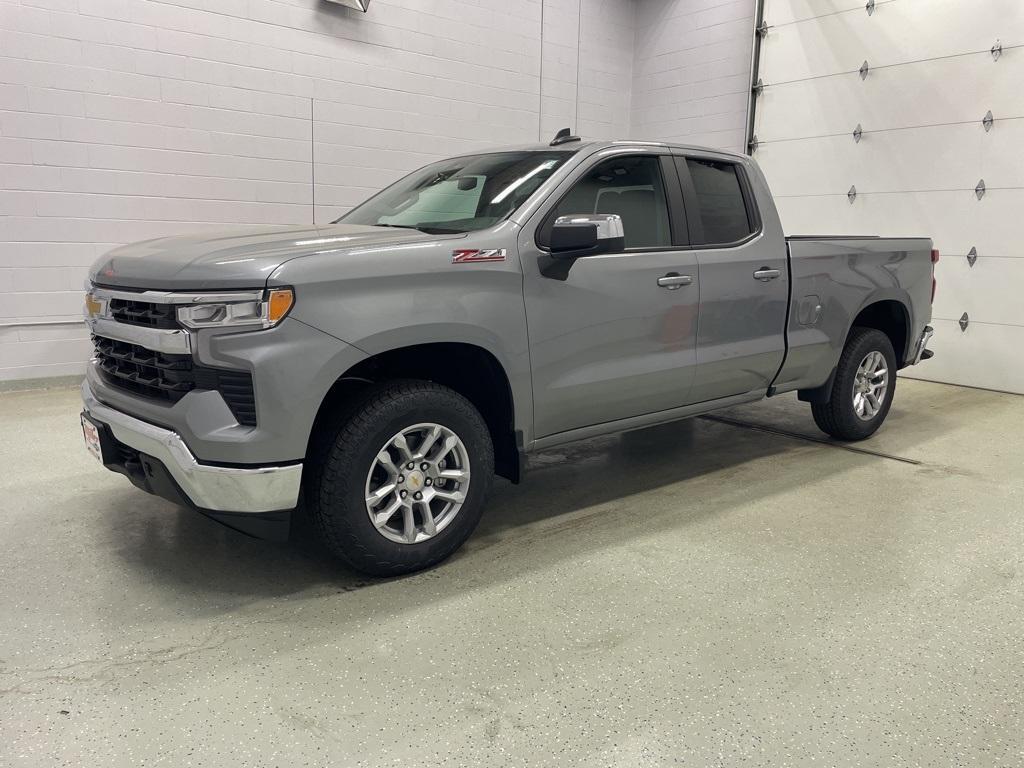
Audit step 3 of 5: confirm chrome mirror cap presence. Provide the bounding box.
[554,214,624,241]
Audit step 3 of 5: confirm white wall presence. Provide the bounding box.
[544,0,636,141]
[0,0,636,382]
[632,0,754,152]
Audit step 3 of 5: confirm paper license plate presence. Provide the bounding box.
[81,413,103,462]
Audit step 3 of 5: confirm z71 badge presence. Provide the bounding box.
[452,248,506,264]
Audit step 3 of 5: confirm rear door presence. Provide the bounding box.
[675,153,789,402]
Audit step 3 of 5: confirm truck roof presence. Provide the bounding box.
[478,138,749,161]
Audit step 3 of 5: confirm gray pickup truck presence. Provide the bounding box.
[81,132,936,575]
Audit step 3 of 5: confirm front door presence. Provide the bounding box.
[675,155,789,402]
[520,152,700,439]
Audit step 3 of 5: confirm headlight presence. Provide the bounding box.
[176,288,294,330]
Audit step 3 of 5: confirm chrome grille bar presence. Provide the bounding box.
[88,317,192,354]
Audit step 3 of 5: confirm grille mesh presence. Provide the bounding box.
[93,334,257,426]
[109,298,179,329]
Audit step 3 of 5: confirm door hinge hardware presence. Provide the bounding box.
[866,0,875,15]
[983,110,994,132]
[975,179,986,200]
[959,313,969,332]
[752,78,764,96]
[967,246,978,267]
[859,60,869,79]
[847,185,857,203]
[748,134,759,153]
[756,20,768,38]
[991,40,1002,61]
[853,123,863,143]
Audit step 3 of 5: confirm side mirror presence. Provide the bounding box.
[540,214,625,280]
[549,214,625,258]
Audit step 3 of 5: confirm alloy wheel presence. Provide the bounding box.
[363,423,471,544]
[852,350,888,421]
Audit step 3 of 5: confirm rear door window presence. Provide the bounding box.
[682,158,755,246]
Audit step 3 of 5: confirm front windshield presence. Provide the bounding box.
[335,151,573,234]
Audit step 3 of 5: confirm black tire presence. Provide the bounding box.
[309,380,493,576]
[811,327,897,441]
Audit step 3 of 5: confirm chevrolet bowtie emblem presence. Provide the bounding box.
[85,294,103,318]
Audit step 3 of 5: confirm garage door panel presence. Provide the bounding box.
[932,256,1024,328]
[763,0,864,28]
[901,319,1024,394]
[760,0,1024,84]
[773,194,863,235]
[756,54,1024,141]
[776,190,1024,264]
[759,16,857,83]
[856,190,1024,263]
[758,0,1023,394]
[757,123,984,197]
[980,117,1024,189]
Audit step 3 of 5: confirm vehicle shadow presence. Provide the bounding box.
[99,377,1010,619]
[102,411,848,616]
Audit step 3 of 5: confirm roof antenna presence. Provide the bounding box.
[550,127,580,146]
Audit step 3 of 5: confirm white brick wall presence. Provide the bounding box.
[1,0,754,382]
[632,0,754,153]
[537,0,634,142]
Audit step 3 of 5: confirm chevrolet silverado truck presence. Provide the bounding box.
[81,132,936,575]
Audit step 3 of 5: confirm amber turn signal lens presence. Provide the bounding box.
[266,289,294,324]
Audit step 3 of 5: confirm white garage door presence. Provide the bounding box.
[752,0,1024,394]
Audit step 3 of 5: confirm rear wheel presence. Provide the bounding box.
[811,327,897,441]
[310,380,493,576]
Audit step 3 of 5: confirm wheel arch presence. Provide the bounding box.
[797,294,911,404]
[308,339,524,483]
[848,296,912,366]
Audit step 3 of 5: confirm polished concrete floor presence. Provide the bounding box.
[1,379,1022,767]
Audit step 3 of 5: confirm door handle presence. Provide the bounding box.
[753,267,781,281]
[657,273,693,290]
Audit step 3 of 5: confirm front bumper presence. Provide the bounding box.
[82,379,302,519]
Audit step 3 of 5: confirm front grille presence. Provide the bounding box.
[94,336,192,399]
[93,336,257,426]
[109,298,179,329]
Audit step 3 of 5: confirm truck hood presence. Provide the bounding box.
[89,224,437,290]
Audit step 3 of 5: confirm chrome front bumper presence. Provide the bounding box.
[911,324,934,365]
[81,380,302,513]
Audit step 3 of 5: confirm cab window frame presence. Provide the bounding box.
[534,152,689,253]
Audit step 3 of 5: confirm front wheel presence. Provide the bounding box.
[811,327,897,441]
[310,380,494,576]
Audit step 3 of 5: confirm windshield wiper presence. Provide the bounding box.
[417,226,463,234]
[373,224,462,235]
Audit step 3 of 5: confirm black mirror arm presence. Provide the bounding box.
[537,251,577,281]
